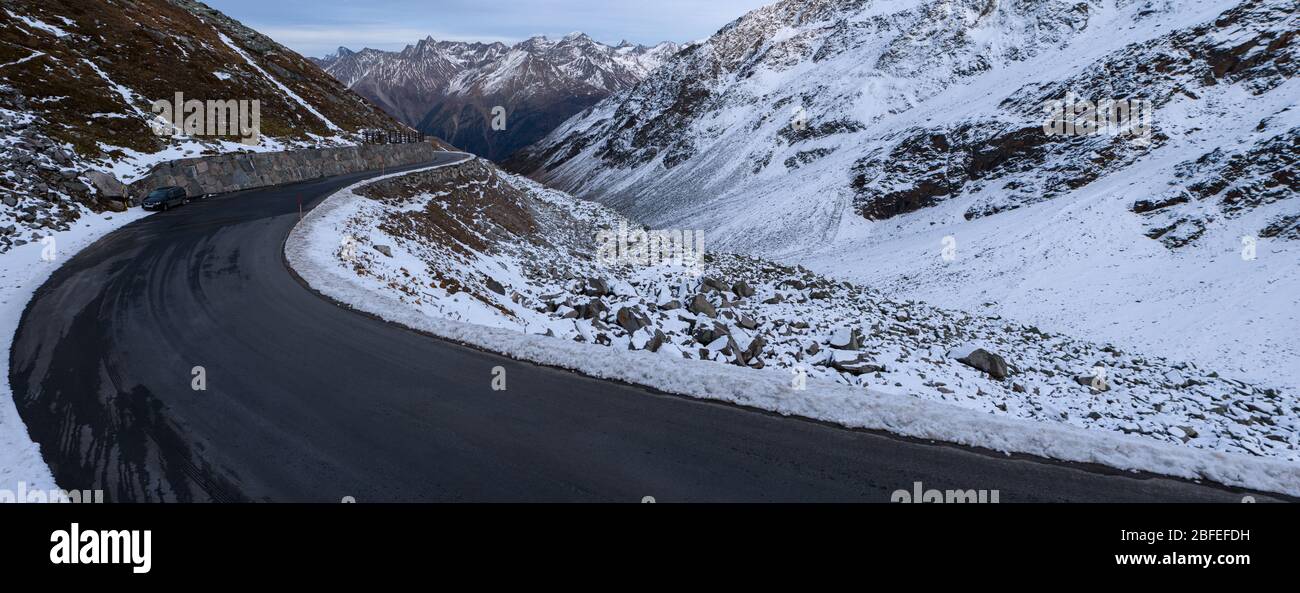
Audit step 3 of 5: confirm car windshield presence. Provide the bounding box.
[146,189,171,200]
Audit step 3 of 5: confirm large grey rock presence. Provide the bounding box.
[583,277,611,296]
[828,327,864,350]
[701,277,730,293]
[85,171,127,197]
[581,298,608,320]
[956,348,1009,380]
[646,329,668,353]
[616,306,650,334]
[831,355,885,376]
[688,293,717,318]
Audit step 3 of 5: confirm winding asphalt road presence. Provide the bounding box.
[7,154,1284,502]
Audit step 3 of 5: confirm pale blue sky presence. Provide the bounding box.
[204,0,775,57]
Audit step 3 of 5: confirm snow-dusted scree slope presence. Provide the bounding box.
[508,0,1299,393]
[288,160,1300,494]
[316,35,680,160]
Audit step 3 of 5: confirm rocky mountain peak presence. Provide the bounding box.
[318,32,681,160]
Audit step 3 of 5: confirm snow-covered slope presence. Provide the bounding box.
[287,158,1300,494]
[316,34,680,159]
[509,0,1299,392]
[0,0,413,253]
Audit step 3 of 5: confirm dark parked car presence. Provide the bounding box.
[142,186,188,211]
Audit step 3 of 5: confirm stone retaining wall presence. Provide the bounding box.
[125,142,442,200]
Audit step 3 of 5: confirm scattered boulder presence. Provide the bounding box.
[688,293,717,318]
[732,281,755,298]
[701,277,729,293]
[742,336,767,365]
[372,244,393,257]
[583,277,611,296]
[691,326,722,345]
[646,329,668,353]
[654,286,678,309]
[828,327,864,350]
[831,352,885,376]
[581,298,608,320]
[616,306,650,334]
[693,322,729,346]
[955,348,1009,380]
[85,170,127,198]
[1074,373,1109,391]
[484,277,505,295]
[738,314,758,330]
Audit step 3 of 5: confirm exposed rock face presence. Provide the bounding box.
[316,34,679,160]
[511,0,1296,254]
[1137,127,1299,248]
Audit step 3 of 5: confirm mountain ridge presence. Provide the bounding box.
[0,0,415,252]
[315,33,681,160]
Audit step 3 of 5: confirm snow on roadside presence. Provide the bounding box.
[286,160,1300,496]
[0,208,150,493]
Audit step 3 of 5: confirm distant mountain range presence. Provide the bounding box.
[314,34,680,160]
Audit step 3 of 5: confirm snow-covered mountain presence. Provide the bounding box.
[509,0,1299,392]
[315,34,680,160]
[0,0,411,252]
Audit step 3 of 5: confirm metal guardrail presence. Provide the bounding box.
[360,130,426,144]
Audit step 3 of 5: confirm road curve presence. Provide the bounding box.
[7,155,1283,502]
